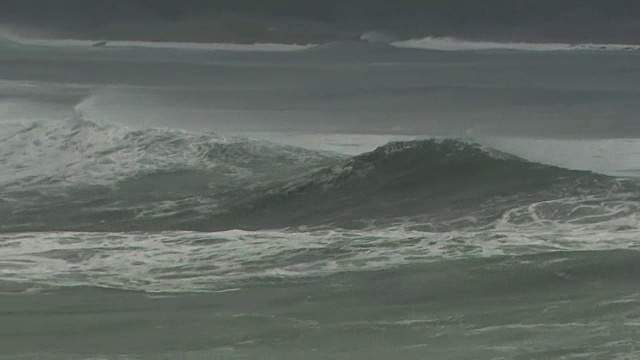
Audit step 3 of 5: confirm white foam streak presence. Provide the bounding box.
[1,206,639,293]
[0,29,313,52]
[393,37,640,52]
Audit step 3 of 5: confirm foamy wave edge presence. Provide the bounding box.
[393,36,640,52]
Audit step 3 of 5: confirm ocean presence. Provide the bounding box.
[2,36,640,359]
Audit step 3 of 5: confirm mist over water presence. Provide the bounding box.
[2,12,640,359]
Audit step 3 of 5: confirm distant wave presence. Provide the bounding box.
[8,31,639,54]
[393,37,640,52]
[303,40,396,53]
[79,40,314,52]
[0,34,19,48]
[0,29,314,52]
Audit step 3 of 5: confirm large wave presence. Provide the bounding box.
[2,119,637,232]
[214,139,635,231]
[3,119,640,295]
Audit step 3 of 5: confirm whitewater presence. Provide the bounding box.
[2,35,640,359]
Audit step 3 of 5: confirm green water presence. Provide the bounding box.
[2,250,639,359]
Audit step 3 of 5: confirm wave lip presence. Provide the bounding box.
[393,36,640,52]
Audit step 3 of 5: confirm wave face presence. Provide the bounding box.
[3,120,638,233]
[217,139,636,230]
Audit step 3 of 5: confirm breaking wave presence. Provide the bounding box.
[2,118,638,233]
[0,117,341,231]
[2,120,640,295]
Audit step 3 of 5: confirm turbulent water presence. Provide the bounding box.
[2,36,640,359]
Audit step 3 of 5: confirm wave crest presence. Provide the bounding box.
[207,139,629,231]
[0,117,338,191]
[2,129,637,232]
[270,139,557,195]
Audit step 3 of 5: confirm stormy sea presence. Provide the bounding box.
[2,34,640,359]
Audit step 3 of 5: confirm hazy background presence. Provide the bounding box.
[2,0,640,43]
